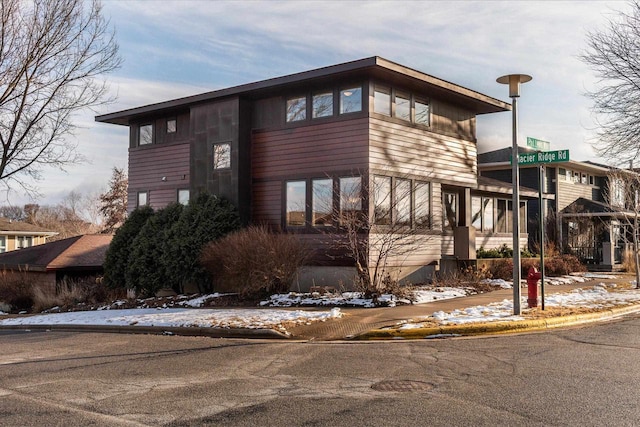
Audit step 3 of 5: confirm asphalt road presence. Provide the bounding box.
[1,316,640,426]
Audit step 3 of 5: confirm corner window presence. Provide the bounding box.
[339,177,362,221]
[178,189,189,205]
[414,182,431,228]
[213,143,231,169]
[415,99,430,126]
[373,175,392,225]
[137,191,148,207]
[394,178,411,225]
[374,88,391,116]
[395,94,411,121]
[312,92,333,119]
[167,119,176,134]
[286,96,306,122]
[139,124,153,145]
[340,87,362,114]
[286,181,306,227]
[312,179,333,226]
[0,236,5,253]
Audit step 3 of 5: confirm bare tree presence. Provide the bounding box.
[0,205,24,221]
[316,173,432,296]
[605,169,640,288]
[99,166,127,233]
[580,1,640,165]
[0,0,121,194]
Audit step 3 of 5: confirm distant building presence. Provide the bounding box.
[0,217,57,252]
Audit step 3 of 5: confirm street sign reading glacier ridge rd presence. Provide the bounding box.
[517,149,570,165]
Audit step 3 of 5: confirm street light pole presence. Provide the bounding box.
[497,74,532,316]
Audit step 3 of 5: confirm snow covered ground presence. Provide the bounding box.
[0,272,632,335]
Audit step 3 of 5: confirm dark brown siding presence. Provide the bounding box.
[252,118,369,180]
[430,100,475,141]
[128,142,190,212]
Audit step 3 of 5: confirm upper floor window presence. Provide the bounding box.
[415,99,430,126]
[374,88,391,116]
[213,143,231,169]
[0,236,5,253]
[312,92,333,118]
[340,87,362,114]
[16,236,32,249]
[286,180,306,227]
[167,119,177,133]
[395,94,411,121]
[178,189,190,205]
[139,124,153,145]
[286,96,306,122]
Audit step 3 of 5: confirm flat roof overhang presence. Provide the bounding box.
[96,56,510,126]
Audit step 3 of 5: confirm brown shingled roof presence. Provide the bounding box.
[0,234,112,272]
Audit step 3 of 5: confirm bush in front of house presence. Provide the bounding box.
[162,193,241,293]
[103,205,154,289]
[477,244,534,259]
[200,225,310,300]
[0,270,33,312]
[126,202,184,296]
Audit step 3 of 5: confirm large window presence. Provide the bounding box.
[340,177,362,217]
[415,99,430,126]
[414,182,430,227]
[373,175,392,225]
[395,94,411,121]
[472,197,494,232]
[286,181,306,226]
[286,96,306,122]
[312,179,333,226]
[340,87,362,114]
[374,88,391,116]
[139,124,153,145]
[213,143,231,169]
[312,92,333,118]
[395,178,411,225]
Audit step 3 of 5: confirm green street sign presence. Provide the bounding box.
[526,137,550,151]
[516,149,569,165]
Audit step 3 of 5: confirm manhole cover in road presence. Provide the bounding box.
[371,380,433,392]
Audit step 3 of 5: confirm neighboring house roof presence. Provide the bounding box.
[0,234,112,272]
[96,56,510,126]
[561,197,633,218]
[476,175,543,199]
[0,217,57,236]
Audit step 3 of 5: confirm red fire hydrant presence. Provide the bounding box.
[527,267,542,308]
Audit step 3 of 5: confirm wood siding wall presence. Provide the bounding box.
[557,179,602,211]
[369,117,477,187]
[430,99,476,141]
[128,142,190,212]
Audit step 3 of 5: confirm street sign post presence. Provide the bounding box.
[515,149,569,165]
[526,137,550,151]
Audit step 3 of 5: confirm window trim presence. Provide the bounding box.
[373,86,391,116]
[339,86,363,115]
[311,91,334,119]
[286,95,307,122]
[167,118,177,134]
[137,191,149,207]
[394,91,411,122]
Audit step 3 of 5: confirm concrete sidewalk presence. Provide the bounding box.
[287,280,635,340]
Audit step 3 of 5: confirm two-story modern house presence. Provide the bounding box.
[97,57,525,287]
[479,146,633,270]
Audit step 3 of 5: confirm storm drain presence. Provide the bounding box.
[371,380,433,392]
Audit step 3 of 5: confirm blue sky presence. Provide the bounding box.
[7,0,629,207]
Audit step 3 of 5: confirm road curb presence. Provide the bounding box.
[0,324,291,339]
[354,303,640,340]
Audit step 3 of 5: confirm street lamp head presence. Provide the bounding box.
[497,74,532,98]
